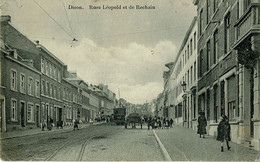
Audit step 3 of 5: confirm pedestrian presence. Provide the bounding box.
[163,118,166,129]
[166,119,170,129]
[47,116,53,131]
[74,119,79,130]
[217,115,231,152]
[89,118,93,124]
[157,118,162,129]
[41,118,46,131]
[147,117,151,130]
[197,111,207,138]
[170,118,174,127]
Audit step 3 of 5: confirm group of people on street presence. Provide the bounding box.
[147,117,174,130]
[197,111,231,152]
[41,116,54,131]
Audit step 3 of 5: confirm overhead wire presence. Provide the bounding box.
[32,0,74,39]
[61,0,76,39]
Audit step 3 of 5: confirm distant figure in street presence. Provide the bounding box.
[166,119,170,129]
[89,119,93,124]
[158,118,162,129]
[163,118,166,129]
[217,115,231,152]
[41,118,46,131]
[170,118,174,127]
[74,119,79,131]
[47,116,53,131]
[197,111,207,138]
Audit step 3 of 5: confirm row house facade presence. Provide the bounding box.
[0,15,118,132]
[38,44,64,126]
[194,0,260,150]
[165,17,198,129]
[97,84,116,116]
[232,0,260,150]
[1,45,41,132]
[155,93,164,118]
[163,62,174,119]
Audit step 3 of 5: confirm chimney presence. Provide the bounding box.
[0,15,11,22]
[13,49,18,59]
[0,35,4,49]
[35,40,40,45]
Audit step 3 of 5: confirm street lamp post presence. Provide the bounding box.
[181,81,192,128]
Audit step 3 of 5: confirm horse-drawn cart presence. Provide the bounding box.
[125,113,143,129]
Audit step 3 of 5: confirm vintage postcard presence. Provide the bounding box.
[0,0,260,161]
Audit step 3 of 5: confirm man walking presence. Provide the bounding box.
[217,115,231,152]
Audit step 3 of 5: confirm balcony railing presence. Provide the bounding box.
[235,5,260,44]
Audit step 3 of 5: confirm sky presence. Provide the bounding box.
[1,0,197,104]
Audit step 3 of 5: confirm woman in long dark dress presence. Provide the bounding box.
[217,115,231,152]
[197,111,207,138]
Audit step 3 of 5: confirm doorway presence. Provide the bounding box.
[250,68,254,137]
[36,105,40,127]
[20,102,25,127]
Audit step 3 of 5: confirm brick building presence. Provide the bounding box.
[193,0,260,150]
[232,0,260,151]
[194,0,240,141]
[38,44,64,127]
[163,17,198,128]
[1,41,41,131]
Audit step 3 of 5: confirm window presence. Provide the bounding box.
[63,88,66,99]
[54,66,56,80]
[194,62,196,81]
[206,40,211,71]
[200,9,204,35]
[28,77,33,95]
[187,70,190,87]
[187,45,190,59]
[207,0,211,24]
[41,80,45,95]
[191,66,193,85]
[20,74,25,93]
[41,103,45,117]
[50,84,53,97]
[224,13,230,54]
[50,64,52,78]
[228,101,236,120]
[41,57,45,73]
[11,69,17,91]
[213,30,218,64]
[190,39,193,56]
[199,50,203,77]
[11,99,17,121]
[58,88,61,100]
[27,103,34,122]
[35,80,40,97]
[46,61,49,76]
[58,69,61,82]
[46,82,49,96]
[101,100,104,107]
[194,32,196,49]
[185,50,187,64]
[54,86,56,98]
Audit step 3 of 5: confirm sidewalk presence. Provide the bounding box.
[0,122,102,140]
[154,126,260,161]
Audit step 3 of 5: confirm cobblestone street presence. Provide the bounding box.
[1,123,260,161]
